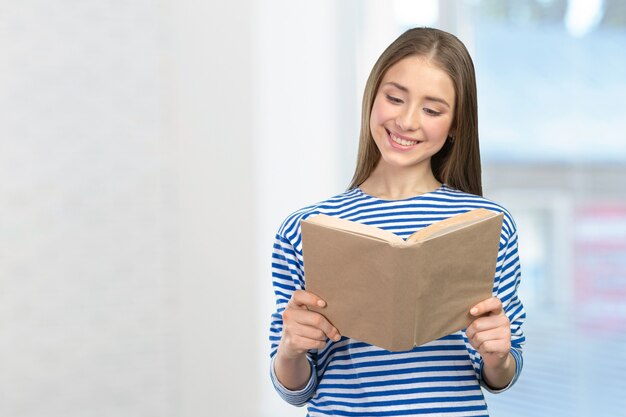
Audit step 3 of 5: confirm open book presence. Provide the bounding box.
[301,208,503,352]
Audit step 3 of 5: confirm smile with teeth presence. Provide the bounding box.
[388,130,420,146]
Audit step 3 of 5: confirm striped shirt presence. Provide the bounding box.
[269,184,526,416]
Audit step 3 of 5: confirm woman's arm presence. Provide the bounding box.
[466,296,516,389]
[269,231,340,405]
[274,290,341,390]
[464,210,526,392]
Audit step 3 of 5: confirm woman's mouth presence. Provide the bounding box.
[386,129,421,149]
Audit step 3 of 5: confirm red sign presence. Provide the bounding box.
[574,204,626,332]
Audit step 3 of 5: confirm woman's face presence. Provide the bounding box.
[369,55,455,172]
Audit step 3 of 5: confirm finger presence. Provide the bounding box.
[466,315,510,339]
[295,311,341,341]
[468,327,510,351]
[291,324,328,342]
[478,339,511,356]
[289,289,327,309]
[470,296,503,316]
[283,309,341,341]
[290,334,327,351]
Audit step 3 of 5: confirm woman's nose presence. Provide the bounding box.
[395,107,420,131]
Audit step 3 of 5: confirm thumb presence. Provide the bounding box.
[289,289,326,309]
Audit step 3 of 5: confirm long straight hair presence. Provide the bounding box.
[348,27,482,196]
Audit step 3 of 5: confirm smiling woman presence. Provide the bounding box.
[362,56,455,198]
[268,27,526,417]
[349,28,482,198]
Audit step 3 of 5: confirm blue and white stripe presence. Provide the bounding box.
[269,184,526,416]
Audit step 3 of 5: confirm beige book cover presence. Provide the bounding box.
[301,208,504,352]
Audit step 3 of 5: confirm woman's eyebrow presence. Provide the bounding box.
[384,81,410,93]
[383,81,451,108]
[424,96,451,108]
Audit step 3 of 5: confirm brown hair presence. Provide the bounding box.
[348,27,482,196]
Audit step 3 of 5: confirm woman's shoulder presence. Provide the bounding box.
[275,188,365,241]
[440,185,518,238]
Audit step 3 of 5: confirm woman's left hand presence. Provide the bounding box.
[465,296,511,370]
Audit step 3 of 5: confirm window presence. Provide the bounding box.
[365,1,626,415]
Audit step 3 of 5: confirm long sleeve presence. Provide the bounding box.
[464,214,527,393]
[266,187,526,415]
[268,232,317,406]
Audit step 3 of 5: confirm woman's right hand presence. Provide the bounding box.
[278,289,342,360]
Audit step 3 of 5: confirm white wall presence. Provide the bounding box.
[0,0,263,416]
[169,0,259,416]
[252,0,343,415]
[0,0,360,415]
[0,2,178,416]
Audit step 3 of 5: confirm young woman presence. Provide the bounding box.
[269,27,526,416]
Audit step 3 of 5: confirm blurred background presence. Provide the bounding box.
[1,0,625,416]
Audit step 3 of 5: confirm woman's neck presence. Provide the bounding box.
[359,162,442,200]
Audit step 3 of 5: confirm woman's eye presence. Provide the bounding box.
[424,108,442,116]
[385,94,403,104]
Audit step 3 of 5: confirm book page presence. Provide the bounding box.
[305,214,404,244]
[406,208,496,243]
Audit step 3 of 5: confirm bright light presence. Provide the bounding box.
[565,0,604,37]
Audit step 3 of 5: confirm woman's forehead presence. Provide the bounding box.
[381,56,455,103]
